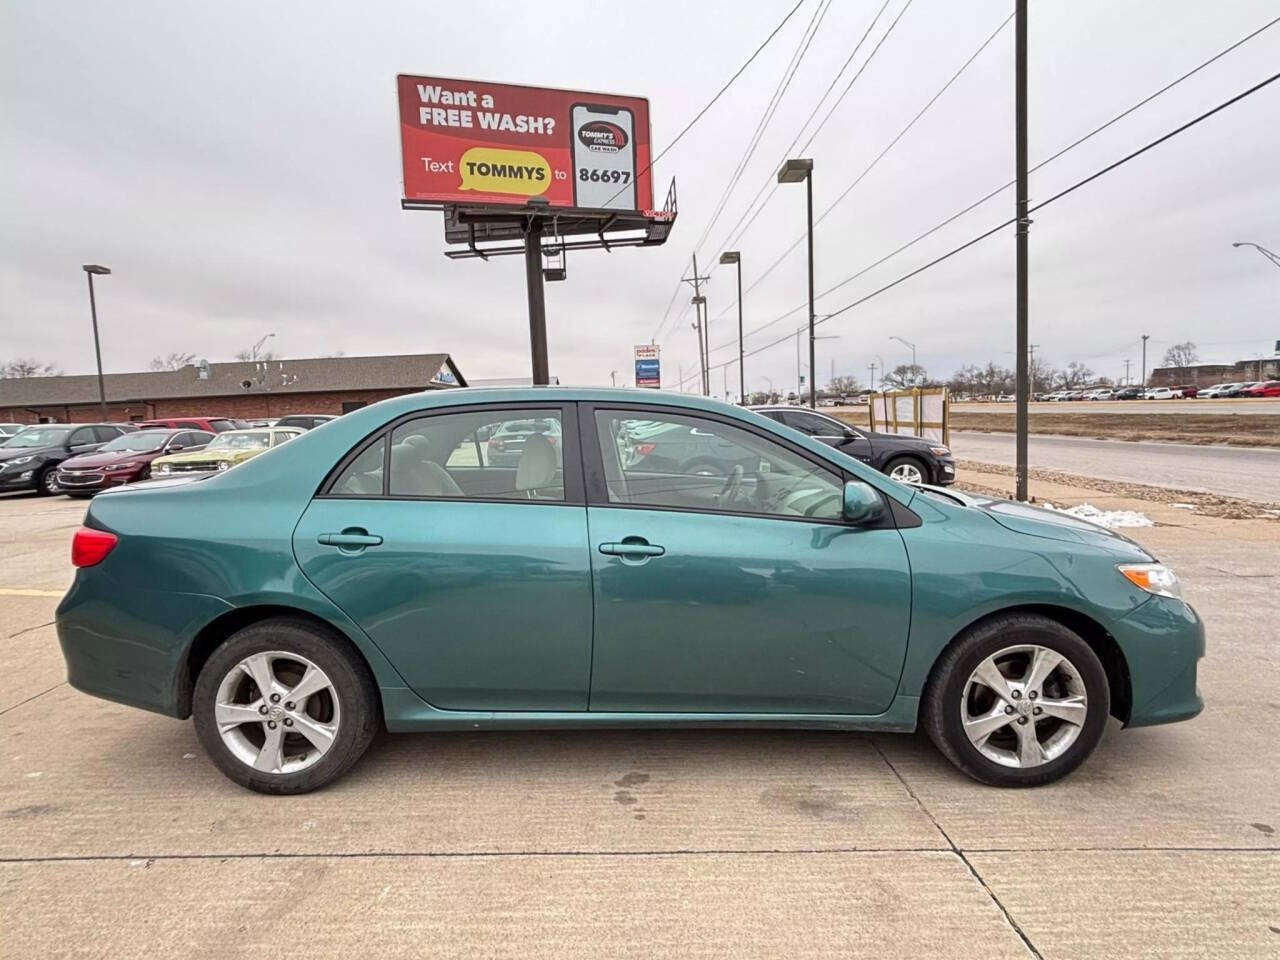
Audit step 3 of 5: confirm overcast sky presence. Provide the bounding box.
[3,0,1278,395]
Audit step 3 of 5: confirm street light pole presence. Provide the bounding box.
[1140,334,1150,388]
[720,251,744,404]
[82,264,112,420]
[1233,241,1280,269]
[778,158,816,408]
[889,335,917,380]
[1013,0,1031,502]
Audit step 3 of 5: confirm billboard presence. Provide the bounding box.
[398,75,653,213]
[634,344,660,389]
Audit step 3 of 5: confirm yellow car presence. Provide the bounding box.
[151,427,302,475]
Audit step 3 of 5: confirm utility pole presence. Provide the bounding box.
[1140,334,1150,387]
[1014,0,1030,501]
[610,370,617,388]
[1123,359,1132,385]
[868,362,877,394]
[682,253,711,396]
[1028,342,1039,393]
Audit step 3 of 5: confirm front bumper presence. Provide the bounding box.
[56,468,143,493]
[1112,594,1205,727]
[935,458,956,486]
[0,468,39,491]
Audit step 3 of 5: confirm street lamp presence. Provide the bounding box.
[719,250,744,404]
[777,158,816,408]
[81,264,112,419]
[250,332,277,362]
[889,336,917,381]
[1232,241,1280,269]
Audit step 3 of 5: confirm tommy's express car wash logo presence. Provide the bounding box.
[577,121,628,153]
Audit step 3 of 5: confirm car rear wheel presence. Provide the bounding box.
[922,613,1110,787]
[884,455,926,486]
[192,618,379,794]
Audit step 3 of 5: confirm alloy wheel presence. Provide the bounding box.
[889,461,924,485]
[960,644,1088,768]
[43,470,60,494]
[214,650,341,775]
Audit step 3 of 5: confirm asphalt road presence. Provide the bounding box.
[2,492,1278,957]
[952,398,1280,415]
[951,431,1280,503]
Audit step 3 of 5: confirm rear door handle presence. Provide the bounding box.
[317,530,383,548]
[598,540,665,558]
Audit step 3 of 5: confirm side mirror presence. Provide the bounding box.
[842,480,885,525]
[168,444,184,452]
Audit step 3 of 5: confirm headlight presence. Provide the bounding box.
[216,460,231,471]
[7,456,35,466]
[155,463,171,475]
[106,461,139,471]
[1118,563,1182,600]
[929,446,951,456]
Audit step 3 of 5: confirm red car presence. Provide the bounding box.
[134,416,249,432]
[1245,380,1280,397]
[55,428,214,496]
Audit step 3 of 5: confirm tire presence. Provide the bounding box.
[192,617,380,794]
[883,455,927,486]
[36,466,59,496]
[921,613,1110,787]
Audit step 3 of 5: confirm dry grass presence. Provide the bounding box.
[945,411,1280,447]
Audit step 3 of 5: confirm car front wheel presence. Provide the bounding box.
[37,466,60,496]
[192,618,379,794]
[884,455,926,486]
[922,613,1110,787]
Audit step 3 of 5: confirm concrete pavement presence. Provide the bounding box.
[951,431,1280,503]
[2,492,1277,958]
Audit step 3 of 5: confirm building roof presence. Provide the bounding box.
[0,353,466,408]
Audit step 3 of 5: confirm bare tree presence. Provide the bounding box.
[149,351,196,371]
[828,374,861,396]
[881,363,928,389]
[1056,361,1095,388]
[0,358,62,378]
[1161,341,1199,368]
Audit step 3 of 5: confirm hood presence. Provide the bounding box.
[913,486,1153,560]
[61,449,156,468]
[0,443,61,460]
[155,446,256,465]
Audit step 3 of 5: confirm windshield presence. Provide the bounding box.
[101,432,171,453]
[1,426,73,448]
[207,431,270,450]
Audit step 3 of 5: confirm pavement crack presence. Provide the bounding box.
[869,738,1044,960]
[7,619,54,640]
[0,681,66,717]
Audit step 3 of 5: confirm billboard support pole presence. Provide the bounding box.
[524,218,550,386]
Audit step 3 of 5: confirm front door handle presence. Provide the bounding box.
[598,540,665,558]
[317,529,383,548]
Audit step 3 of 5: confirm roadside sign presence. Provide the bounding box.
[398,76,653,213]
[634,344,660,389]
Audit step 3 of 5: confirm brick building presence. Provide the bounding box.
[0,353,466,425]
[1147,355,1279,389]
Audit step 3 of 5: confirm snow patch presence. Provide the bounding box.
[1042,502,1154,529]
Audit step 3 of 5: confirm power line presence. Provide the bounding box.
[680,67,1280,384]
[691,0,833,259]
[706,13,1280,355]
[699,0,896,280]
[712,0,913,266]
[609,0,807,212]
[709,8,1012,329]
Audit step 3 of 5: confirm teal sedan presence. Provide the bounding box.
[57,389,1203,793]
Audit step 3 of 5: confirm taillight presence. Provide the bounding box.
[71,527,117,567]
[633,442,656,457]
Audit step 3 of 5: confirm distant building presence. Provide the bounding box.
[0,353,466,425]
[1147,356,1279,388]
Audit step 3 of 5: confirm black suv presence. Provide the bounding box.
[751,406,955,486]
[0,423,136,496]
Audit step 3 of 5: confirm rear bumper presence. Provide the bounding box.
[57,571,234,718]
[1112,595,1205,727]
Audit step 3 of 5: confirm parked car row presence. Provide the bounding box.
[0,414,336,496]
